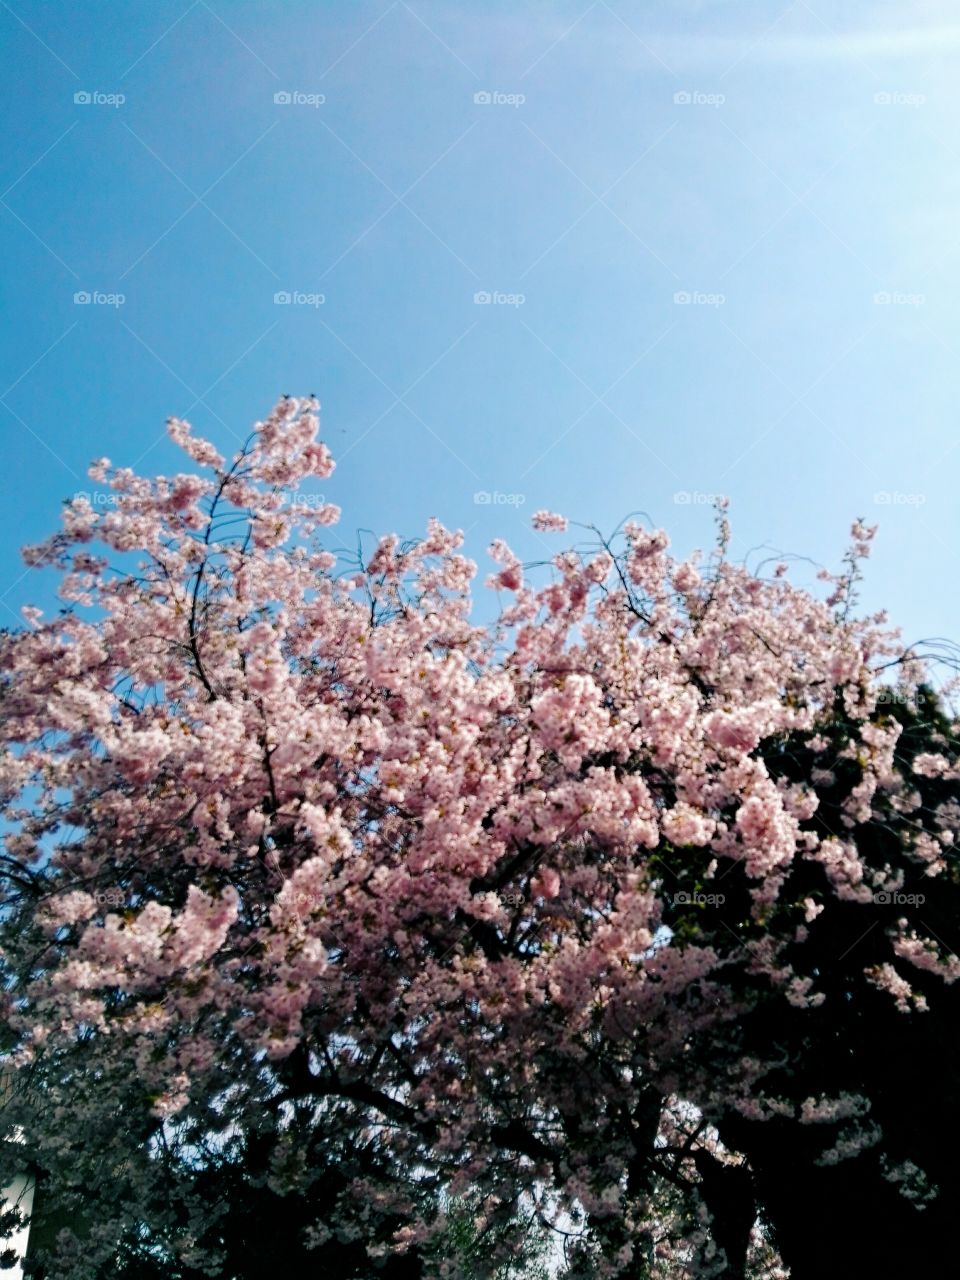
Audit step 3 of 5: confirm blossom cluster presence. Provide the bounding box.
[1,396,957,1278]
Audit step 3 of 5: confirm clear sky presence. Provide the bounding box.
[1,0,959,651]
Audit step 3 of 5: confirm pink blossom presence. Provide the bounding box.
[0,392,946,1279]
[531,510,568,533]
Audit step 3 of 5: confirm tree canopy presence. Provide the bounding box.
[0,397,956,1278]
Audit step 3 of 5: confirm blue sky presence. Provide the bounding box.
[1,0,959,654]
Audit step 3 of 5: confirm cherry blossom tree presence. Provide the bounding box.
[0,396,957,1278]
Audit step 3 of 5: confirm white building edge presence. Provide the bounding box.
[1,1172,34,1278]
